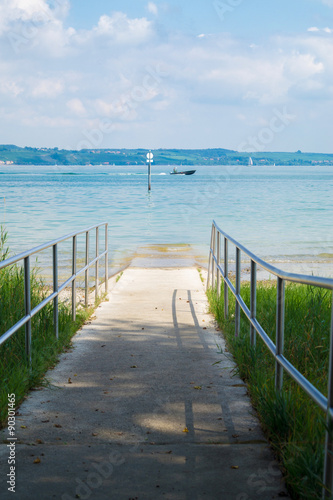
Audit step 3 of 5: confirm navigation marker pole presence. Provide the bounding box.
[147,151,153,191]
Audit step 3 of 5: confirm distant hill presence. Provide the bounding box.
[0,145,332,166]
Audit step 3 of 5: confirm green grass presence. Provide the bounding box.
[0,226,94,428]
[207,279,332,499]
[197,268,204,283]
[116,271,123,282]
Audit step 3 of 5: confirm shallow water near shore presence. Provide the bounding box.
[0,164,332,278]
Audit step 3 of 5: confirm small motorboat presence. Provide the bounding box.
[170,167,196,175]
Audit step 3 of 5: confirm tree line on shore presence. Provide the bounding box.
[0,145,332,166]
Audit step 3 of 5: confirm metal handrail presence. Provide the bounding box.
[0,222,107,270]
[207,220,333,499]
[0,222,108,366]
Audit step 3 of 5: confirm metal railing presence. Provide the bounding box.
[207,220,333,499]
[0,222,108,366]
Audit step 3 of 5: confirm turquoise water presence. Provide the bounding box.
[0,164,332,274]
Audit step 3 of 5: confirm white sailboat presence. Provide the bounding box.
[248,157,253,166]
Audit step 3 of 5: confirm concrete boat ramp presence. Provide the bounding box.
[1,265,289,499]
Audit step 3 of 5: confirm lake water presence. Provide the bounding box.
[0,164,332,278]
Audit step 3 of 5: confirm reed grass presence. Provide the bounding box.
[207,278,332,499]
[0,226,93,428]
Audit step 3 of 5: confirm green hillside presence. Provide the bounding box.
[0,145,332,166]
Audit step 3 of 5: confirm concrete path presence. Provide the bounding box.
[1,267,289,499]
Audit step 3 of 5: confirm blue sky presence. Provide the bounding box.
[66,0,330,37]
[0,0,332,152]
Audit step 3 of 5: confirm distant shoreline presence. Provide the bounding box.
[0,145,333,166]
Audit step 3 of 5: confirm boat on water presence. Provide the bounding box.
[248,157,253,166]
[170,167,196,175]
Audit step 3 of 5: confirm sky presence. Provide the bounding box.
[0,0,332,152]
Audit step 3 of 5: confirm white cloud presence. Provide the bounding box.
[2,0,49,22]
[31,78,64,98]
[0,79,23,97]
[94,99,127,118]
[284,52,324,79]
[147,2,158,16]
[0,0,67,34]
[308,26,333,33]
[0,0,73,57]
[93,12,153,45]
[66,98,86,116]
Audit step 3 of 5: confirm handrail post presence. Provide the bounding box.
[207,224,213,290]
[53,244,58,339]
[323,296,333,498]
[211,225,216,290]
[85,231,89,308]
[275,277,285,391]
[224,237,228,319]
[72,235,77,321]
[217,230,221,298]
[24,256,31,366]
[235,247,241,337]
[95,226,99,301]
[250,259,257,347]
[105,224,108,294]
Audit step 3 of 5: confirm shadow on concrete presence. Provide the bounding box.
[0,269,288,500]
